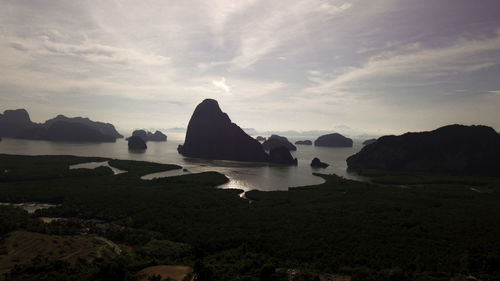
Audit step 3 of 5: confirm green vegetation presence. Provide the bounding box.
[107,160,181,177]
[0,154,499,280]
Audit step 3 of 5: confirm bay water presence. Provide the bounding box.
[0,136,365,192]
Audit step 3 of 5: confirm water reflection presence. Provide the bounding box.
[0,202,59,213]
[0,137,366,191]
[69,161,127,175]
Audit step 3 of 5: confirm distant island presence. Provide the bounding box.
[295,140,312,145]
[128,130,167,142]
[262,135,297,151]
[0,109,122,142]
[314,133,353,147]
[44,114,123,139]
[347,124,500,174]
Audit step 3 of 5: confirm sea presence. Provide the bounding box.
[0,135,367,192]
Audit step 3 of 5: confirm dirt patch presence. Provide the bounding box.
[0,231,117,274]
[137,265,193,281]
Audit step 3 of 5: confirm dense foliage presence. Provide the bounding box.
[0,154,499,280]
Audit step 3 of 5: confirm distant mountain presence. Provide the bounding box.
[44,114,123,138]
[19,121,116,142]
[0,109,122,142]
[347,124,500,175]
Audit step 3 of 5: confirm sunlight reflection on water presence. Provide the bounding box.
[0,137,367,191]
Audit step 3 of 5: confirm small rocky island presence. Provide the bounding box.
[262,135,297,151]
[311,157,329,168]
[177,99,269,162]
[347,124,500,174]
[314,133,353,147]
[269,146,298,165]
[128,136,147,150]
[129,130,167,142]
[295,140,312,145]
[0,109,122,142]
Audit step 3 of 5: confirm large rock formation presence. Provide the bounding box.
[130,130,148,141]
[0,109,122,142]
[130,130,167,142]
[128,136,147,150]
[256,136,266,142]
[269,146,298,165]
[0,109,36,137]
[262,135,297,151]
[362,138,377,145]
[311,157,329,168]
[177,99,269,162]
[44,114,123,138]
[346,124,500,174]
[314,133,353,147]
[295,140,312,145]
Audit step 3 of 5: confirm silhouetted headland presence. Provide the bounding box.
[314,133,353,147]
[347,124,500,174]
[0,109,121,142]
[177,99,269,162]
[262,135,297,151]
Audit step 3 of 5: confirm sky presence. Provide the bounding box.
[1,0,500,137]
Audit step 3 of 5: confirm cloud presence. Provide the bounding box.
[319,2,352,15]
[207,0,354,69]
[0,0,499,132]
[306,32,500,94]
[212,77,231,95]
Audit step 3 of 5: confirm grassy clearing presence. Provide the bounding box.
[0,231,116,274]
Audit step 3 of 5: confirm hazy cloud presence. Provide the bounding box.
[212,77,231,95]
[1,0,499,134]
